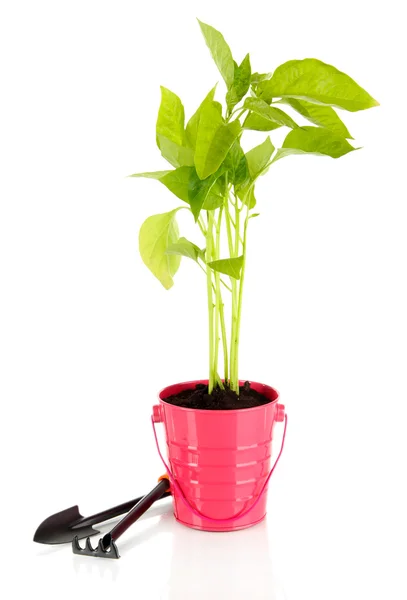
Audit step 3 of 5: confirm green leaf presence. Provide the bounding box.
[156,87,194,167]
[251,72,273,84]
[245,137,274,179]
[271,147,314,163]
[243,97,298,129]
[207,256,244,280]
[282,126,357,158]
[139,210,181,289]
[130,167,193,203]
[224,140,248,186]
[198,20,235,88]
[195,100,241,179]
[155,135,194,168]
[188,167,225,220]
[257,59,379,112]
[281,98,352,138]
[129,170,172,180]
[130,166,225,215]
[251,72,273,97]
[185,86,218,150]
[235,138,274,208]
[226,54,251,113]
[203,189,224,210]
[236,179,256,209]
[243,112,282,132]
[166,237,205,263]
[156,86,186,147]
[203,176,226,210]
[159,167,195,201]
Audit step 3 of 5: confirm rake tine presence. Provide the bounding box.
[85,537,94,552]
[100,539,120,559]
[72,535,120,559]
[72,536,82,553]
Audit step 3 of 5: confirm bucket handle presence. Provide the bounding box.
[151,411,287,525]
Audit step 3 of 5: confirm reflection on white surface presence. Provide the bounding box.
[164,519,285,600]
[67,499,285,599]
[71,500,173,585]
[72,548,121,582]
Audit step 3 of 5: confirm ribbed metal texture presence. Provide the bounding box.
[159,380,280,531]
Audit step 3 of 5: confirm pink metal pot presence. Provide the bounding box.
[152,380,286,532]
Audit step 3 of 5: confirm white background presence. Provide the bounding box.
[1,0,406,598]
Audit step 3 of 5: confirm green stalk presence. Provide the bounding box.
[225,194,240,393]
[198,259,232,293]
[230,198,241,392]
[224,192,234,256]
[214,207,228,385]
[233,203,250,386]
[234,196,240,256]
[219,295,228,384]
[224,194,236,389]
[226,107,248,123]
[212,210,220,389]
[198,216,207,237]
[206,211,215,393]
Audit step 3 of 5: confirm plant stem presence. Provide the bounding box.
[226,107,248,123]
[198,216,207,237]
[231,246,239,389]
[234,195,240,256]
[198,259,232,293]
[233,203,250,387]
[206,211,215,393]
[224,197,234,257]
[216,373,225,389]
[212,210,220,389]
[224,193,240,392]
[229,192,243,391]
[219,294,228,384]
[224,194,236,388]
[219,278,232,293]
[214,207,228,384]
[197,260,207,276]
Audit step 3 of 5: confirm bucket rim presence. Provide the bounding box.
[158,379,280,414]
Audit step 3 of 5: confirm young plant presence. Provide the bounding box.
[131,20,378,396]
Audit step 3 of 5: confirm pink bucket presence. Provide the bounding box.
[152,380,286,532]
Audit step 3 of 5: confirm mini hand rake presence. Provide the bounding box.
[34,476,171,558]
[72,476,170,559]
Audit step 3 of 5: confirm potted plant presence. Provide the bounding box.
[131,20,378,531]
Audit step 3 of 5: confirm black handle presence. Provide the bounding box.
[101,479,170,548]
[72,491,171,530]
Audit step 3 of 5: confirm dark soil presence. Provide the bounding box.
[164,381,271,410]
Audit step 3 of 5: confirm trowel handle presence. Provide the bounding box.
[102,477,170,548]
[73,488,171,529]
